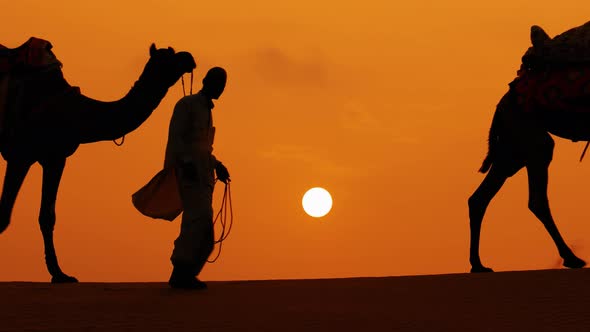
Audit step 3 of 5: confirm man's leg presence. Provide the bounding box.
[169,171,214,289]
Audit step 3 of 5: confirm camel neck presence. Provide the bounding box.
[74,78,171,144]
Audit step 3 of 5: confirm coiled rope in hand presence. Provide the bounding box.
[208,180,234,263]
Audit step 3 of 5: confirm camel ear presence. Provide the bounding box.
[531,25,551,47]
[150,43,157,56]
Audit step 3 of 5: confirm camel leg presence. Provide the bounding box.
[0,160,33,233]
[38,158,78,283]
[468,166,509,273]
[526,163,586,269]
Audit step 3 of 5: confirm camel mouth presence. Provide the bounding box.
[177,52,196,73]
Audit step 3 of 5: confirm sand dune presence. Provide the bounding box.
[2,269,589,331]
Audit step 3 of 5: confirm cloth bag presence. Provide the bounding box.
[132,167,182,221]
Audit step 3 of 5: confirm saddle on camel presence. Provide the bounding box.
[509,20,590,143]
[0,37,79,145]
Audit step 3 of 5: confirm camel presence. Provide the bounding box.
[0,39,196,282]
[468,22,590,273]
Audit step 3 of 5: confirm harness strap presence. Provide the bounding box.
[113,136,125,146]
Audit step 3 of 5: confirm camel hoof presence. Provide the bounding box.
[563,256,586,269]
[470,266,494,273]
[51,274,79,283]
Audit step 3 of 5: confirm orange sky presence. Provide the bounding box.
[1,1,590,282]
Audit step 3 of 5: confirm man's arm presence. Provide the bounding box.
[168,98,192,164]
[211,154,220,167]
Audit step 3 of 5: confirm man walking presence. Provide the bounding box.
[165,67,229,289]
[133,67,230,289]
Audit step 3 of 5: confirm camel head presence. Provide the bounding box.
[138,43,196,89]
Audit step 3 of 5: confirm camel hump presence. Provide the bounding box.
[527,21,590,64]
[531,25,551,47]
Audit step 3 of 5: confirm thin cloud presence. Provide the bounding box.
[259,144,355,176]
[338,100,418,144]
[251,46,327,87]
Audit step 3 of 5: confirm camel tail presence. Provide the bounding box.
[479,155,493,174]
[478,103,503,174]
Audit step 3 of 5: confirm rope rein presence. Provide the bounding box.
[181,71,194,97]
[580,141,590,162]
[112,71,194,147]
[113,136,125,146]
[208,180,234,263]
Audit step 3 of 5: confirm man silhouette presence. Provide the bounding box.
[164,67,230,289]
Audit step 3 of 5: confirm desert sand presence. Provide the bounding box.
[1,268,589,331]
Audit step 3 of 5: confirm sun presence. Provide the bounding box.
[302,187,333,218]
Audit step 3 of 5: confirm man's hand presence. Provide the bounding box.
[215,162,230,183]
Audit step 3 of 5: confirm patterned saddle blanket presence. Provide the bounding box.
[513,21,590,113]
[0,37,68,142]
[512,65,590,114]
[0,37,62,73]
[506,22,590,141]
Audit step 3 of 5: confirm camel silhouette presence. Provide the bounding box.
[468,22,590,273]
[0,40,196,282]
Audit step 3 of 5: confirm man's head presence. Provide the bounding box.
[202,67,227,100]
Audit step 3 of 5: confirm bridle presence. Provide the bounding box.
[181,70,193,97]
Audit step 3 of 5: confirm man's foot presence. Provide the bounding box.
[51,273,79,283]
[168,266,207,290]
[470,265,494,273]
[169,277,207,290]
